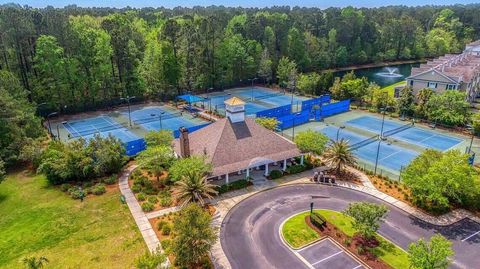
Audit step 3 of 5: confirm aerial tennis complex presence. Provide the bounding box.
[52,86,468,178]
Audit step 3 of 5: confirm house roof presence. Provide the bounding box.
[408,52,480,83]
[224,96,246,106]
[173,118,301,177]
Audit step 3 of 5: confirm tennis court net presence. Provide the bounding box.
[66,123,125,138]
[133,111,184,124]
[254,92,285,100]
[350,135,379,151]
[383,122,414,137]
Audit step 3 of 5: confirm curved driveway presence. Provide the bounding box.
[220,184,480,269]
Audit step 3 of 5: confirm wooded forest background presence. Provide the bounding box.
[0,3,479,113]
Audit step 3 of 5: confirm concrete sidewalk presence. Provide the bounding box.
[118,165,166,259]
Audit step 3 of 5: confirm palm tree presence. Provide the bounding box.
[323,139,356,175]
[22,256,49,269]
[172,170,218,207]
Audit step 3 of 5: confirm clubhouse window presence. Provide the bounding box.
[446,84,456,90]
[428,82,437,89]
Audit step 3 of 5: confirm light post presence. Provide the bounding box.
[336,126,345,141]
[290,79,296,108]
[151,112,165,130]
[317,94,324,122]
[374,106,391,175]
[120,96,136,127]
[248,77,258,100]
[291,112,301,141]
[208,87,214,112]
[467,124,475,154]
[46,112,58,139]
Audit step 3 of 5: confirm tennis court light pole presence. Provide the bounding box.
[151,112,165,130]
[121,96,135,127]
[374,106,390,175]
[208,87,214,112]
[467,124,475,153]
[249,78,258,100]
[291,112,301,141]
[336,126,345,141]
[46,112,58,139]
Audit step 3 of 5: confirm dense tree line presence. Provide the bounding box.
[0,3,478,114]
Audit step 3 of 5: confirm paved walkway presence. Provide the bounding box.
[118,165,169,266]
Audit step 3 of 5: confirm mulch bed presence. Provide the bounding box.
[305,216,392,269]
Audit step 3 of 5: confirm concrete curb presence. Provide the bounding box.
[278,210,371,269]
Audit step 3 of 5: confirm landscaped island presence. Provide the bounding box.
[282,209,410,269]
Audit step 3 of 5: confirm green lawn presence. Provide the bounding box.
[282,209,410,269]
[381,81,406,97]
[0,171,146,269]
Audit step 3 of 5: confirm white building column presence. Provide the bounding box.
[225,173,229,184]
[264,163,269,176]
[283,159,287,171]
[246,168,250,178]
[300,155,304,165]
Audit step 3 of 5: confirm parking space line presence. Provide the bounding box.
[311,251,343,266]
[462,230,480,242]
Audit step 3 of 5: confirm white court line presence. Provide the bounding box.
[352,265,363,269]
[311,251,343,266]
[462,230,480,242]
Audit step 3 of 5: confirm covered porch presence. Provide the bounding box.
[209,155,304,185]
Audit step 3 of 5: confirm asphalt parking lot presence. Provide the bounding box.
[296,238,364,269]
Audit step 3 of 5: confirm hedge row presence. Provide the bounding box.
[216,179,251,194]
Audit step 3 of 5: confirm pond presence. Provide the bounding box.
[333,63,420,87]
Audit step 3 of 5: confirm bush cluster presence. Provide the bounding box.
[132,176,156,195]
[91,183,106,195]
[141,202,154,212]
[37,135,126,185]
[269,170,283,179]
[286,164,306,174]
[216,179,251,194]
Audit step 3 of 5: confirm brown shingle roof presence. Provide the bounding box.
[224,96,246,106]
[173,118,301,176]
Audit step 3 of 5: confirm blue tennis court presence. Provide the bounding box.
[64,115,140,143]
[202,87,307,115]
[319,126,419,172]
[346,115,462,151]
[125,106,207,132]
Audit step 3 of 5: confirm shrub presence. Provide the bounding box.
[156,220,168,231]
[103,174,117,185]
[161,239,172,254]
[92,183,106,195]
[216,179,251,194]
[286,164,306,174]
[83,181,94,188]
[344,237,352,246]
[68,187,84,200]
[60,183,72,192]
[160,196,172,207]
[310,212,326,228]
[269,170,283,179]
[141,202,154,212]
[147,195,158,204]
[137,192,146,201]
[131,184,141,193]
[161,224,172,235]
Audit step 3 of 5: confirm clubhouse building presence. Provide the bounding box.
[173,97,302,183]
